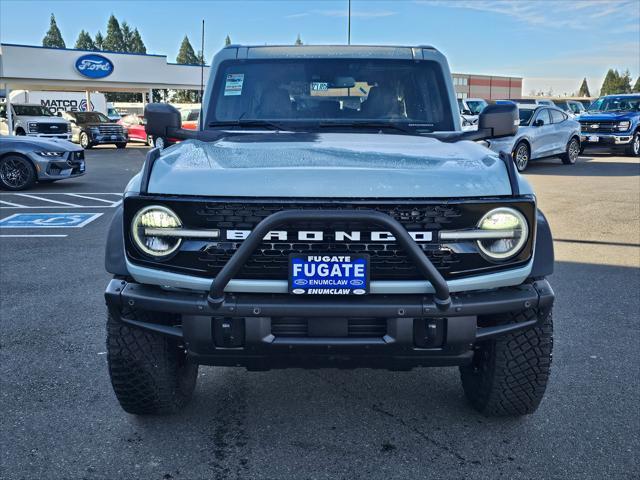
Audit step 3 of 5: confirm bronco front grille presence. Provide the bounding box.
[124,197,536,281]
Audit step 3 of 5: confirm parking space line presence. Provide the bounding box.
[15,194,81,207]
[67,193,120,204]
[0,200,26,208]
[0,234,68,238]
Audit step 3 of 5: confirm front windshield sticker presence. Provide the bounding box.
[224,73,244,96]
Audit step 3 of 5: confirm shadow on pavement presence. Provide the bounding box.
[524,154,639,177]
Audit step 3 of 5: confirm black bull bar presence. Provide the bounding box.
[205,209,452,309]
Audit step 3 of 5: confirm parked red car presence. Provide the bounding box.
[118,114,152,145]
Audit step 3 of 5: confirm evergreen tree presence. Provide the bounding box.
[175,36,200,103]
[295,33,303,46]
[129,28,146,54]
[225,34,232,46]
[578,78,591,97]
[121,21,133,52]
[74,30,96,50]
[94,31,104,50]
[600,69,620,96]
[619,70,633,94]
[42,13,66,48]
[103,14,125,52]
[633,77,640,93]
[176,35,199,64]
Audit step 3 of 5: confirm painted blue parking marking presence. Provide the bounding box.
[0,213,103,228]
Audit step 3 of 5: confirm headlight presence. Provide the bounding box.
[90,127,100,134]
[476,207,528,260]
[131,205,182,257]
[618,121,631,131]
[36,151,66,157]
[28,122,38,132]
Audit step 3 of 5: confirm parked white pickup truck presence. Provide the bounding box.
[0,103,71,140]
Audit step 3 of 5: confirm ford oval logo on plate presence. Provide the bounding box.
[75,54,114,79]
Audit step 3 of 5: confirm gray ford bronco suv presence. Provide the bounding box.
[105,45,555,417]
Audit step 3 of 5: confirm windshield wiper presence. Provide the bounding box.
[208,120,290,130]
[316,121,423,135]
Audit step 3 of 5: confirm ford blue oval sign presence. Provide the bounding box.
[75,54,114,79]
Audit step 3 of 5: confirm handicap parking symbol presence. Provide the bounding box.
[0,213,103,228]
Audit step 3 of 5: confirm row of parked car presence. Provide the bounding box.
[459,94,640,171]
[0,102,200,150]
[0,105,200,190]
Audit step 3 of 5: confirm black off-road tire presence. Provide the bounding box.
[107,311,198,415]
[561,136,580,165]
[459,309,553,417]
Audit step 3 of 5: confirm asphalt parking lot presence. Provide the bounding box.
[1,146,639,480]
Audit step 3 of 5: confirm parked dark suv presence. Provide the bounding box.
[62,111,128,149]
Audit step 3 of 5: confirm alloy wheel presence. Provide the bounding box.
[514,144,529,171]
[634,135,640,156]
[0,158,30,189]
[568,139,580,163]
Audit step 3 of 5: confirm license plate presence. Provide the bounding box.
[111,135,117,140]
[289,254,369,295]
[588,135,599,142]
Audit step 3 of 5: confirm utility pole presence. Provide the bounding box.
[200,19,205,104]
[348,0,351,45]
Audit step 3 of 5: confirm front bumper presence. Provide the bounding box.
[105,278,554,370]
[89,133,128,144]
[27,133,72,140]
[580,132,634,147]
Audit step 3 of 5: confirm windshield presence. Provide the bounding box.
[588,96,640,112]
[13,105,52,116]
[466,100,487,115]
[73,112,110,123]
[519,109,535,126]
[208,59,454,132]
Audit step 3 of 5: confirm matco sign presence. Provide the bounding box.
[75,54,114,79]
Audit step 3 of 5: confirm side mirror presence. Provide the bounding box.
[145,103,181,137]
[533,119,544,127]
[478,103,518,138]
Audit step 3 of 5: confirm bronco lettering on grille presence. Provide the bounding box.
[225,230,433,242]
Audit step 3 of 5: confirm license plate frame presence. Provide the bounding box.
[289,253,370,296]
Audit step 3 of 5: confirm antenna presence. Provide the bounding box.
[348,0,351,45]
[200,19,205,103]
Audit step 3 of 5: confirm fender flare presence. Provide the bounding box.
[105,204,129,276]
[531,209,554,278]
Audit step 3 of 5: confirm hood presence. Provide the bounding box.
[15,115,69,124]
[1,135,80,151]
[579,111,638,121]
[145,133,529,198]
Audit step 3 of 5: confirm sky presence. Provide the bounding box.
[1,0,639,96]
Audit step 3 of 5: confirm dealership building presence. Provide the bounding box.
[1,43,522,132]
[452,73,522,100]
[0,43,209,132]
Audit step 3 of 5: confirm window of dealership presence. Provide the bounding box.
[0,43,210,134]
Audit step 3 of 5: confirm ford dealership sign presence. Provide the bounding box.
[75,54,113,79]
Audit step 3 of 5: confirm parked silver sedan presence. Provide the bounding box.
[486,105,581,171]
[0,135,85,190]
